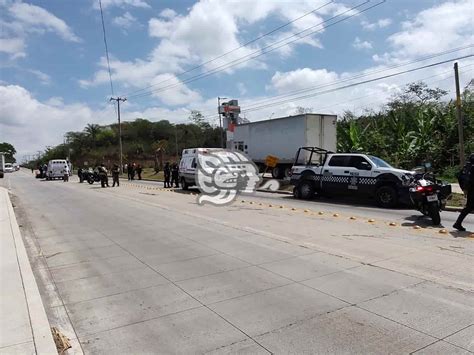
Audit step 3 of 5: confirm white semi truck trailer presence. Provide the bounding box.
[229,113,337,179]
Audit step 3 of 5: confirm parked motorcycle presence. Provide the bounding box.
[409,172,452,225]
[82,169,100,184]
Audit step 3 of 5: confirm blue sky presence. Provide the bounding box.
[0,0,473,158]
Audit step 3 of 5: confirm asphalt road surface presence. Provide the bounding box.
[3,170,474,354]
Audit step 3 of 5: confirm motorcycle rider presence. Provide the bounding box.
[453,153,474,232]
[98,163,109,188]
[112,164,120,187]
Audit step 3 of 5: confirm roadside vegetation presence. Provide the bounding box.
[337,82,473,181]
[25,81,473,182]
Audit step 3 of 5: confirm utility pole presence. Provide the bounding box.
[454,62,465,167]
[218,97,227,148]
[110,97,126,173]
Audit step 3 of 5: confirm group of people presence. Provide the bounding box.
[163,162,180,188]
[77,162,181,189]
[124,163,143,180]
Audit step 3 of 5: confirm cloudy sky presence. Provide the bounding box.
[0,0,473,159]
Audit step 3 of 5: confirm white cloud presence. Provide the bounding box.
[8,2,80,42]
[269,68,340,93]
[353,37,373,50]
[83,0,337,98]
[386,0,473,60]
[27,69,51,85]
[0,1,80,61]
[93,0,149,9]
[113,12,138,29]
[361,18,393,31]
[0,84,201,157]
[159,8,177,19]
[237,82,247,95]
[0,37,26,58]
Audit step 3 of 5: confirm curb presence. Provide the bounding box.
[3,188,57,354]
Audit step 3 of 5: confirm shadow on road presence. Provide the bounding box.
[278,194,411,211]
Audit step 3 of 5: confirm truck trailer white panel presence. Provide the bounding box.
[231,114,337,165]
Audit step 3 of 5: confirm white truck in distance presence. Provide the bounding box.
[231,114,336,179]
[290,147,414,208]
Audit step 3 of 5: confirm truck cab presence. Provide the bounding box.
[290,147,413,207]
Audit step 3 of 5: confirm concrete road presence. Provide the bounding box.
[115,178,474,232]
[3,171,474,354]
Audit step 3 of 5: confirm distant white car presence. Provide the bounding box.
[4,163,14,173]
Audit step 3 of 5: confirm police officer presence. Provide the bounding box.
[112,164,120,187]
[171,163,179,188]
[98,163,109,188]
[163,162,171,188]
[453,153,474,232]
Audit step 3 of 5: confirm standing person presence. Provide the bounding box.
[453,154,474,231]
[163,162,171,188]
[112,164,120,187]
[127,163,133,180]
[171,163,179,188]
[98,163,109,188]
[131,163,136,180]
[136,164,143,180]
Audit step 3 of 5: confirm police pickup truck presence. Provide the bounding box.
[289,147,413,207]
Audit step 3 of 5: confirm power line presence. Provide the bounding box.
[236,45,473,110]
[197,55,473,121]
[128,1,382,100]
[124,0,334,97]
[239,55,474,114]
[194,47,473,119]
[98,0,114,97]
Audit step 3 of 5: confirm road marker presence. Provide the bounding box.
[333,213,339,217]
[350,216,356,220]
[249,201,254,204]
[268,204,273,207]
[413,225,421,230]
[241,200,245,203]
[439,229,448,234]
[368,219,375,223]
[389,222,397,226]
[279,205,284,209]
[318,211,324,215]
[304,209,310,213]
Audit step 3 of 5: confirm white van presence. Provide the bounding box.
[46,159,70,180]
[4,163,14,173]
[179,148,225,189]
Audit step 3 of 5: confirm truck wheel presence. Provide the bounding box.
[284,167,292,179]
[297,181,315,200]
[271,166,284,179]
[181,177,189,190]
[375,186,398,208]
[427,202,441,226]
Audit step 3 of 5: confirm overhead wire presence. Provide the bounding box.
[98,0,114,97]
[194,54,473,121]
[239,55,474,114]
[124,0,334,97]
[192,45,473,118]
[127,0,382,100]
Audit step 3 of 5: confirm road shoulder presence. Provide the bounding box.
[0,187,57,354]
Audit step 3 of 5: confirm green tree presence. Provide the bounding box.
[0,142,16,163]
